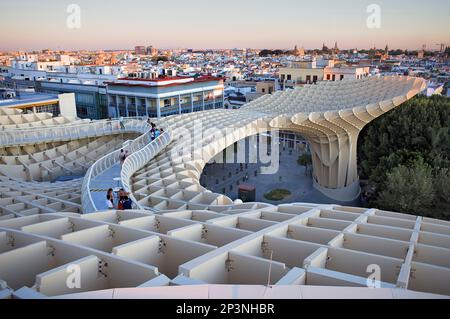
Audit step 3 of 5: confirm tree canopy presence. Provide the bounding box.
[376,159,435,214]
[259,49,287,57]
[298,153,312,176]
[358,95,450,219]
[152,56,169,62]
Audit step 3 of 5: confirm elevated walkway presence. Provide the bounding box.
[89,164,122,211]
[0,118,147,147]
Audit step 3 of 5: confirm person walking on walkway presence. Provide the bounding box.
[154,128,161,139]
[150,124,156,141]
[119,149,126,167]
[119,116,125,130]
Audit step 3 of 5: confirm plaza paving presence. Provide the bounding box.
[200,148,355,206]
[88,147,360,211]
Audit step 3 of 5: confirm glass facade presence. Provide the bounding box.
[109,95,224,118]
[34,103,60,116]
[38,82,108,120]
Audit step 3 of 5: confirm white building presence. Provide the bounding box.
[106,76,225,118]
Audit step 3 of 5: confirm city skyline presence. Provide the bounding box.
[1,0,450,51]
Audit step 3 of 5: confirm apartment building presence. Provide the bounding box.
[135,46,146,56]
[279,59,370,89]
[37,81,109,119]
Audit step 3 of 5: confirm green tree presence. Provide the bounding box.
[259,49,286,57]
[434,168,450,213]
[412,127,449,157]
[376,160,435,215]
[298,153,312,176]
[364,150,424,186]
[153,56,169,62]
[358,95,450,218]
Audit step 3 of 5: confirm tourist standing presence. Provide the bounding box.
[107,188,114,204]
[105,194,114,210]
[123,196,133,210]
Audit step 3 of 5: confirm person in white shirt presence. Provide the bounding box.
[106,195,114,209]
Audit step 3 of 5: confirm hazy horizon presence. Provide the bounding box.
[1,0,449,51]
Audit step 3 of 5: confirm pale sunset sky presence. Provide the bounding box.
[1,0,449,51]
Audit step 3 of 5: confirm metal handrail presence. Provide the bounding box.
[0,116,147,131]
[81,120,170,214]
[81,121,152,214]
[81,148,123,214]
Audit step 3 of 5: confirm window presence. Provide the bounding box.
[36,103,60,117]
[77,107,88,116]
[75,93,95,105]
[287,74,291,81]
[262,88,266,93]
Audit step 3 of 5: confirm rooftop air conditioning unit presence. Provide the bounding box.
[3,91,16,99]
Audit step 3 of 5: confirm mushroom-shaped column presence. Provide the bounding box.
[290,77,426,202]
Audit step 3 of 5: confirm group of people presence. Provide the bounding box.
[101,117,164,210]
[102,117,165,212]
[106,188,133,210]
[147,119,164,141]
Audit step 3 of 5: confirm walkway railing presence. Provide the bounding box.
[0,117,148,146]
[81,120,171,214]
[81,148,123,214]
[121,129,172,211]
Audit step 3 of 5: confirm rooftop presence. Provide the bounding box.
[107,75,223,88]
[0,90,59,108]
